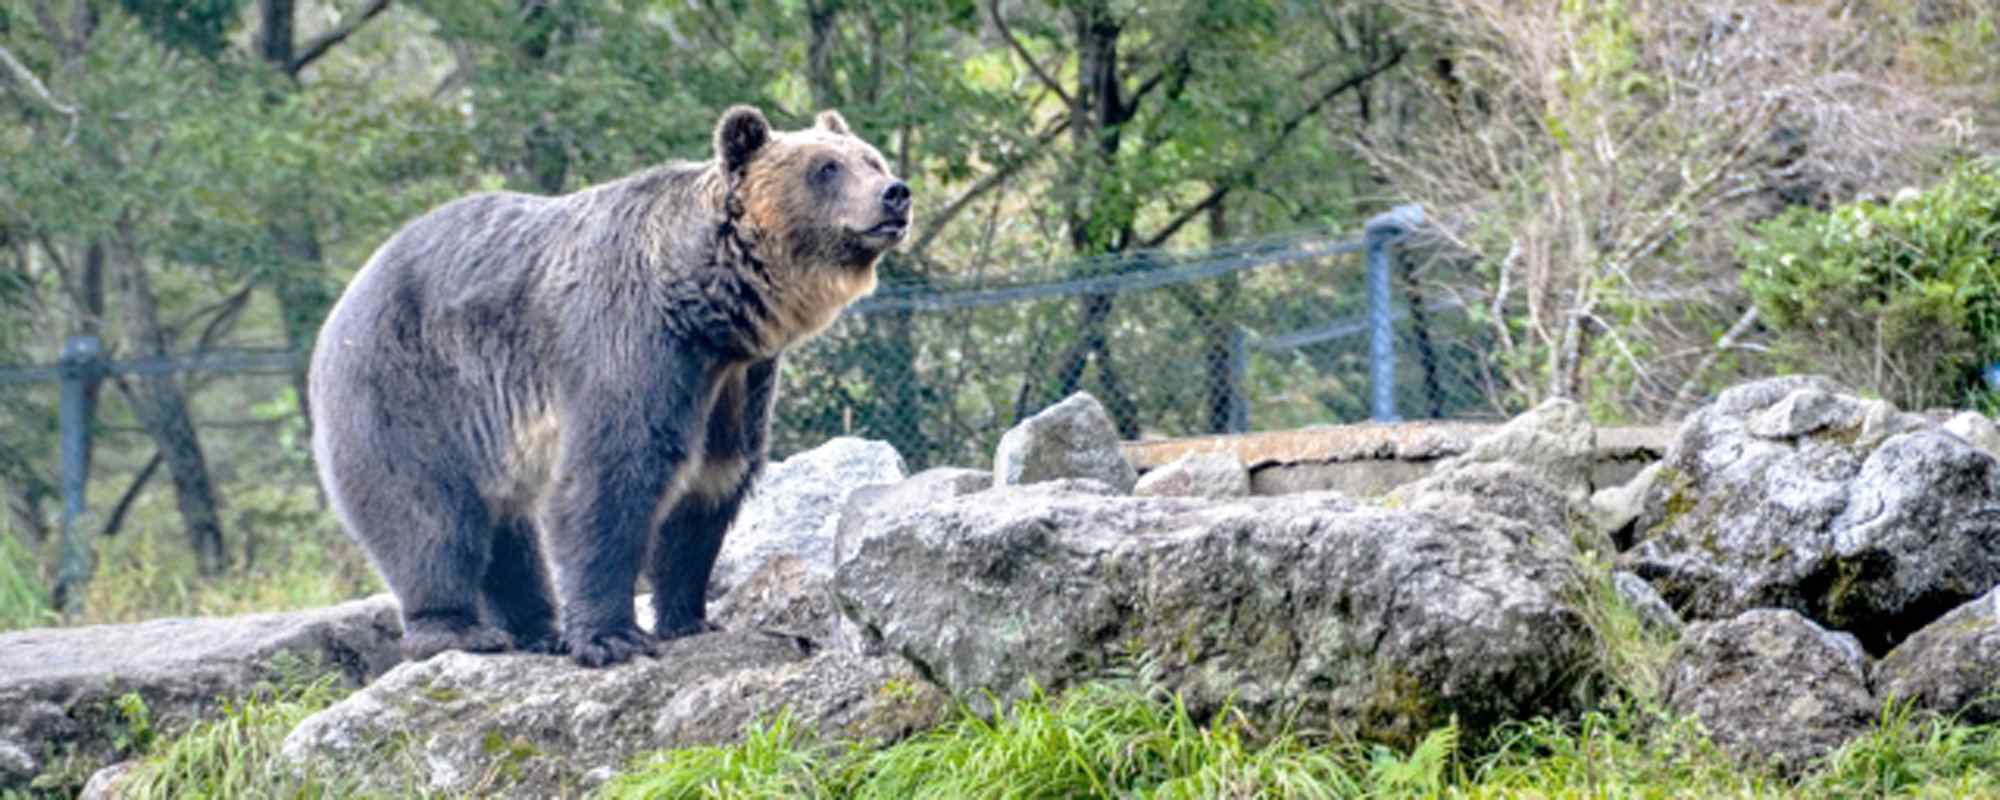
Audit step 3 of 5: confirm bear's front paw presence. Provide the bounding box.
[565,625,659,668]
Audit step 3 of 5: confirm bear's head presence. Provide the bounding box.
[714,104,909,275]
[710,105,908,350]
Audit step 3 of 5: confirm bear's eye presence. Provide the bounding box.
[813,160,842,184]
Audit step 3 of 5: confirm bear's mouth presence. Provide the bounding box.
[860,218,908,242]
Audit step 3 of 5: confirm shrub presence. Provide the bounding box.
[1741,158,2000,411]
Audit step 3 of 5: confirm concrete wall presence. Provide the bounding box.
[1122,422,1673,497]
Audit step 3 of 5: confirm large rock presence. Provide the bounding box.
[280,632,944,798]
[834,482,1600,747]
[993,393,1138,493]
[1133,452,1250,499]
[711,437,906,597]
[1622,376,2000,653]
[0,595,401,794]
[1875,585,2000,724]
[1662,609,1876,774]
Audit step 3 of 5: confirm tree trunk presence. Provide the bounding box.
[115,238,227,576]
[1043,0,1140,437]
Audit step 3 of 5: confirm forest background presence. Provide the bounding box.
[0,0,1996,627]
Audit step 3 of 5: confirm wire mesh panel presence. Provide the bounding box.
[771,227,1500,469]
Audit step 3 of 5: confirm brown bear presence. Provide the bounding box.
[308,106,909,667]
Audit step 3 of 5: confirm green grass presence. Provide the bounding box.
[113,656,373,799]
[600,679,1447,800]
[0,526,57,630]
[597,680,2000,800]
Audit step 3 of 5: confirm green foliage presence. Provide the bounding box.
[112,692,156,755]
[115,0,241,59]
[1801,700,2000,797]
[1741,158,2000,410]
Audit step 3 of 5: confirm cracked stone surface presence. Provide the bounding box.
[833,481,1599,747]
[1663,609,1876,774]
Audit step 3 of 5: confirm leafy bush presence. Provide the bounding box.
[1741,158,2000,410]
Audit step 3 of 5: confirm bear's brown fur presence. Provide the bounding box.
[308,106,909,667]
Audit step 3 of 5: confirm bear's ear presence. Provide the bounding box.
[714,105,771,172]
[815,110,851,136]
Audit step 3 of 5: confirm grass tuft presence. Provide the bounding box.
[115,656,364,799]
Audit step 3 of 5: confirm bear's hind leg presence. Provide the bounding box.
[481,516,562,653]
[331,461,512,661]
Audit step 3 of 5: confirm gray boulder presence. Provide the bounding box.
[1662,609,1876,774]
[1434,397,1598,503]
[994,393,1138,493]
[0,595,401,794]
[1876,585,2000,724]
[280,632,944,798]
[834,482,1600,747]
[1387,398,1610,558]
[711,437,906,597]
[1622,376,2000,653]
[1133,452,1251,499]
[1942,411,2000,457]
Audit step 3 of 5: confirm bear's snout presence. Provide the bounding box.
[881,181,911,217]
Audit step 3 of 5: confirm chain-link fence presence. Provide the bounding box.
[773,209,1504,469]
[4,210,1507,554]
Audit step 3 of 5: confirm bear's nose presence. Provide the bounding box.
[881,182,911,216]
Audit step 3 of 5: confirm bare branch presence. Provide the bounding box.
[0,44,81,142]
[987,0,1071,107]
[288,0,392,76]
[1668,305,1761,416]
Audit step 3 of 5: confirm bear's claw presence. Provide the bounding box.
[566,625,659,668]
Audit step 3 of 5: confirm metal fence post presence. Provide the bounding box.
[1227,325,1250,433]
[54,335,100,614]
[1363,205,1424,423]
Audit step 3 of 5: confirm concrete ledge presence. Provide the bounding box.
[1123,422,1675,497]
